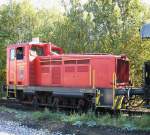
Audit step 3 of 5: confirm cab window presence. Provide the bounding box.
[30,46,44,56]
[51,49,60,55]
[10,49,15,60]
[16,47,24,60]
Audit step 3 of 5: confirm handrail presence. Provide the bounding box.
[112,72,116,109]
[14,59,17,98]
[6,69,9,97]
[92,69,96,89]
[39,58,91,61]
[89,65,92,86]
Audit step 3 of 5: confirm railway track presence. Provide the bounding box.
[0,98,150,116]
[119,109,150,116]
[0,98,33,111]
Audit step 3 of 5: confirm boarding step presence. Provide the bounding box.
[7,90,16,98]
[1,97,16,100]
[7,97,16,100]
[8,91,16,94]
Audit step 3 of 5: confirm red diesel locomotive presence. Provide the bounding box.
[6,40,132,110]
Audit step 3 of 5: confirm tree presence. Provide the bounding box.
[0,0,149,87]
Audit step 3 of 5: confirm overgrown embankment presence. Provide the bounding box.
[0,106,150,134]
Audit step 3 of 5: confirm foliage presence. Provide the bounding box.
[0,0,150,87]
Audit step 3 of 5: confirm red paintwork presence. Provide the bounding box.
[7,42,129,89]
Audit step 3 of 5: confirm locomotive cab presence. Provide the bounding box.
[7,42,63,87]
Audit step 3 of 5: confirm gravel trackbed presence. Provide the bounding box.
[0,120,51,135]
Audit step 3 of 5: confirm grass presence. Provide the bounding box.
[133,115,150,130]
[0,106,31,120]
[0,106,150,130]
[31,109,150,130]
[32,108,62,121]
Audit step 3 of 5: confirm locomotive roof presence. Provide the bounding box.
[7,42,59,48]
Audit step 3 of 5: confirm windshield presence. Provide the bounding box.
[30,46,44,56]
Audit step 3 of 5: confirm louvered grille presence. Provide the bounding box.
[65,67,75,72]
[52,67,61,84]
[77,66,89,72]
[41,67,49,73]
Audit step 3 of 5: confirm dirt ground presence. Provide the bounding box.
[0,110,150,135]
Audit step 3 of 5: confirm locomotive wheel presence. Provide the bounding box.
[77,99,85,113]
[32,95,39,110]
[71,99,76,109]
[52,97,59,111]
[47,96,53,107]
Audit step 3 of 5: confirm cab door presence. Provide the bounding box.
[16,47,26,85]
[8,48,16,85]
[8,46,26,85]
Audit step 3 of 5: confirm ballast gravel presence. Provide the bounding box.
[0,120,62,135]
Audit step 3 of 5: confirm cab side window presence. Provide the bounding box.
[10,49,15,60]
[16,47,24,60]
